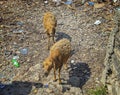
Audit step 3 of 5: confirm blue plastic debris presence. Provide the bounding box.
[88,2,94,6]
[64,0,72,5]
[20,48,28,55]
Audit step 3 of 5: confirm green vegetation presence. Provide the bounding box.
[87,86,107,95]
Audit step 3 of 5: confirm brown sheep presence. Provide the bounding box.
[43,38,71,84]
[43,12,57,50]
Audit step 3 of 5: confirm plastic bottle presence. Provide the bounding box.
[12,59,20,67]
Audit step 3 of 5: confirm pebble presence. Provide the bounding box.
[46,88,53,93]
[30,73,40,81]
[4,50,12,56]
[62,85,70,92]
[70,87,82,94]
[33,89,38,94]
[96,78,99,80]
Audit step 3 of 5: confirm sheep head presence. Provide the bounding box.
[43,57,53,77]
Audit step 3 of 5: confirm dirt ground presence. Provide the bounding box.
[0,0,117,95]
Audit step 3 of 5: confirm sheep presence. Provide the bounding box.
[43,12,57,50]
[43,38,71,84]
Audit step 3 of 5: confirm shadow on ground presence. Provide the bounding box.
[56,32,72,42]
[68,62,91,88]
[0,81,43,95]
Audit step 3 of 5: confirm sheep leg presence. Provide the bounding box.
[63,57,69,70]
[47,34,50,50]
[53,62,57,82]
[52,28,55,43]
[52,34,55,44]
[58,67,62,84]
[64,63,68,70]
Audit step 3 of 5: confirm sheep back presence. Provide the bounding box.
[43,12,57,33]
[50,38,71,57]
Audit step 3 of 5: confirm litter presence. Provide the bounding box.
[11,59,20,68]
[64,0,72,5]
[88,2,94,6]
[20,48,28,55]
[13,29,24,33]
[94,20,101,25]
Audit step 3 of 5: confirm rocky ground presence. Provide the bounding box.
[0,0,117,95]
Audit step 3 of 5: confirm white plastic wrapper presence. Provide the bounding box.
[94,20,101,25]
